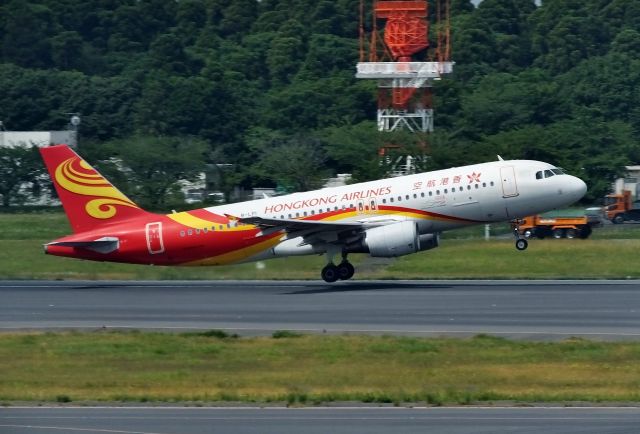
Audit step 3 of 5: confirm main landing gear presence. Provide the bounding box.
[511,220,529,251]
[321,251,355,283]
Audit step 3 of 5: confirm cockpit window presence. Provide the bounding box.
[537,168,567,180]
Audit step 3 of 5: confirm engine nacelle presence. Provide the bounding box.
[364,221,420,257]
[418,233,439,251]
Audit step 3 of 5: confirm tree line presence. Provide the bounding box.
[1,0,639,208]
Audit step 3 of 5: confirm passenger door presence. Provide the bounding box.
[145,222,165,254]
[500,166,519,198]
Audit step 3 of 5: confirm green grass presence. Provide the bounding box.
[1,211,639,279]
[1,331,640,404]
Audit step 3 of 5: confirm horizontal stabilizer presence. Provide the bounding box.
[45,237,119,254]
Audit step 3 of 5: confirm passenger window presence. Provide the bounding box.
[405,195,410,200]
[180,230,185,237]
[436,190,440,195]
[490,182,494,187]
[397,196,402,201]
[482,183,486,188]
[382,198,387,204]
[390,197,394,203]
[203,227,208,233]
[421,192,425,198]
[429,191,433,196]
[187,229,193,236]
[444,189,448,194]
[196,229,200,234]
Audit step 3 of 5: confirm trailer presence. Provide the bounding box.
[516,211,601,239]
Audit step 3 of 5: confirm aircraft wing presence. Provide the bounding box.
[236,216,365,243]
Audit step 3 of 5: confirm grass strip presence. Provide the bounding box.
[1,331,640,405]
[1,212,639,279]
[1,238,638,280]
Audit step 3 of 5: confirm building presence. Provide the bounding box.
[613,166,640,200]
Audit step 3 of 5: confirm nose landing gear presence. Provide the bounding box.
[515,238,528,251]
[511,220,529,251]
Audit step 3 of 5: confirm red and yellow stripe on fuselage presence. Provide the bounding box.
[45,205,479,266]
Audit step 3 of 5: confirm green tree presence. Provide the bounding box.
[451,0,475,16]
[89,136,209,210]
[256,137,330,192]
[50,31,85,70]
[1,1,55,68]
[0,145,44,207]
[458,69,560,136]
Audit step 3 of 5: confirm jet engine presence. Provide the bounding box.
[361,221,439,257]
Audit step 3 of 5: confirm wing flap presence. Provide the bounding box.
[238,216,363,236]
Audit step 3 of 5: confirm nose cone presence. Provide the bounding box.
[570,176,588,202]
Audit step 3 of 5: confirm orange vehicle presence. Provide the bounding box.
[515,212,601,239]
[604,190,640,224]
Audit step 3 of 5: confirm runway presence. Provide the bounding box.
[2,407,640,434]
[1,280,639,340]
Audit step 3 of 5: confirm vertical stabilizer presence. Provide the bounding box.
[40,145,148,233]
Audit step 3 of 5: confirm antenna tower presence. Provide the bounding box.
[357,0,453,173]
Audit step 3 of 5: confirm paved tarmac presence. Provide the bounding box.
[2,407,640,434]
[1,280,639,340]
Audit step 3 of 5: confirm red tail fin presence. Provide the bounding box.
[40,145,149,233]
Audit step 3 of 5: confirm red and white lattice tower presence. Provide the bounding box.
[357,0,453,133]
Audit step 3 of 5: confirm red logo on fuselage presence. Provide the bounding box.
[467,172,481,183]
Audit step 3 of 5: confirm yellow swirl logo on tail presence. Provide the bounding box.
[54,157,139,219]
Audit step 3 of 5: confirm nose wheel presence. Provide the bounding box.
[515,238,528,251]
[511,220,529,251]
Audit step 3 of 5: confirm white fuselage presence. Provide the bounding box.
[209,159,587,260]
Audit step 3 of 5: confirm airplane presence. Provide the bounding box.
[40,144,587,282]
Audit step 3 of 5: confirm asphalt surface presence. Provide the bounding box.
[1,280,640,340]
[2,407,640,434]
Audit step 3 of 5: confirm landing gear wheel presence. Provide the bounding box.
[321,264,339,283]
[515,239,528,251]
[337,262,355,280]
